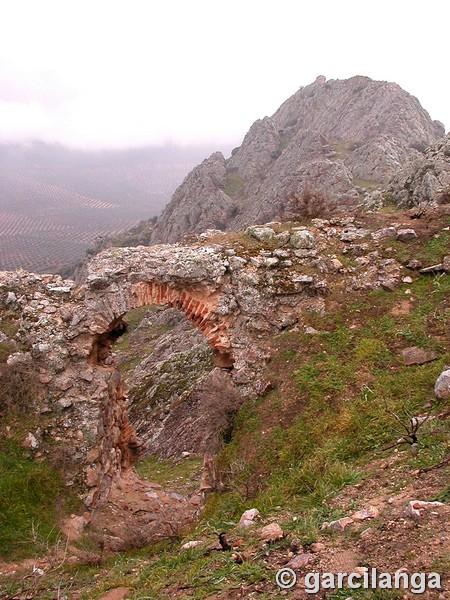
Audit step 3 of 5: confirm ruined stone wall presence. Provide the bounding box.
[0,216,412,510]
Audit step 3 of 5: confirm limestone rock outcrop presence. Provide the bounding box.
[149,152,235,244]
[149,76,445,243]
[388,133,450,207]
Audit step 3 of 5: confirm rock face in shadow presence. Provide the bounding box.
[149,76,445,243]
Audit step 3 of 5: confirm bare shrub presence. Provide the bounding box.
[282,187,337,221]
[0,361,39,415]
[202,371,244,455]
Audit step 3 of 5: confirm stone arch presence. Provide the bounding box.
[87,279,234,369]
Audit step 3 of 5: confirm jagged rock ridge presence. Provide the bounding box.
[149,75,444,244]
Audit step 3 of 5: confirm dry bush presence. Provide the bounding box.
[282,187,337,220]
[202,371,244,455]
[0,361,39,415]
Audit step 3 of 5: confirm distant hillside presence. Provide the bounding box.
[0,142,222,273]
[149,76,445,244]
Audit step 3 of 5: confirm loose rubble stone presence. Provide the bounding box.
[258,522,284,542]
[396,228,418,241]
[405,500,444,519]
[372,227,397,241]
[322,517,354,531]
[288,553,314,568]
[22,432,39,449]
[351,505,380,521]
[435,368,450,400]
[238,508,261,528]
[245,226,276,243]
[290,229,315,249]
[401,346,438,366]
[181,540,202,550]
[406,259,423,269]
[340,227,370,242]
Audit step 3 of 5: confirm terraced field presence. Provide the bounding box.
[0,143,218,274]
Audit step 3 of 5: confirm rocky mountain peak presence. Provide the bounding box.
[149,76,445,244]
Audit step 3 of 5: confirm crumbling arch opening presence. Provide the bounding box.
[89,280,234,369]
[111,304,244,479]
[130,282,234,368]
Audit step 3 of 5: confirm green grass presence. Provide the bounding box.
[207,272,449,541]
[113,306,149,352]
[352,177,379,191]
[136,455,203,494]
[224,172,246,200]
[0,439,68,559]
[388,229,450,266]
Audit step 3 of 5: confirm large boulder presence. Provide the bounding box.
[435,367,450,400]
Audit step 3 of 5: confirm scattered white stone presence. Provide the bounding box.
[435,368,450,400]
[290,229,314,249]
[57,397,74,409]
[273,249,291,259]
[228,256,247,270]
[250,257,264,268]
[46,285,72,294]
[371,227,397,242]
[181,540,202,550]
[22,432,39,450]
[293,275,314,284]
[304,326,320,335]
[265,257,280,268]
[340,228,369,242]
[198,229,225,241]
[245,226,276,243]
[396,228,418,241]
[351,505,380,521]
[238,508,260,528]
[322,516,354,531]
[288,552,314,568]
[402,276,413,284]
[329,258,344,271]
[276,231,291,245]
[405,500,444,519]
[360,527,374,539]
[310,542,326,552]
[258,522,284,542]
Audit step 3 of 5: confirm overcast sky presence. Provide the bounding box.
[0,0,448,151]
